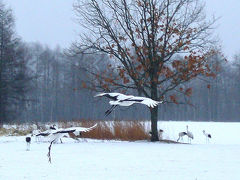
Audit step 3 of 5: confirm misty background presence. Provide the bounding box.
[0,0,240,124]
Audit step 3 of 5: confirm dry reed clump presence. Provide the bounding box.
[0,127,32,136]
[124,121,150,140]
[0,128,9,136]
[80,121,115,140]
[79,120,150,141]
[12,129,32,136]
[113,121,150,141]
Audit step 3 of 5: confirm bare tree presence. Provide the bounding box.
[74,0,219,141]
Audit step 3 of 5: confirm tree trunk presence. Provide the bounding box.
[150,82,159,141]
[150,106,159,141]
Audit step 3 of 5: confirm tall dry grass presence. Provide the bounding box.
[0,127,32,136]
[113,121,149,141]
[1,120,150,141]
[73,120,150,141]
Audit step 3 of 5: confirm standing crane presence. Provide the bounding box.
[186,125,194,143]
[203,130,212,143]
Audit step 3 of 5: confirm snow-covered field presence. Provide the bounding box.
[0,121,239,180]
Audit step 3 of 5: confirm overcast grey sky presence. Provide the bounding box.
[4,0,240,60]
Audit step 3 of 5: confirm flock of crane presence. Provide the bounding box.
[176,125,212,144]
[24,92,212,161]
[26,124,212,151]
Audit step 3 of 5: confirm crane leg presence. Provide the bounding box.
[105,105,117,116]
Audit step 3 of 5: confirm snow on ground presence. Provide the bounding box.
[0,121,239,180]
[156,121,240,145]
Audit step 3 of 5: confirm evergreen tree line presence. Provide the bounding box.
[0,2,31,124]
[0,2,239,124]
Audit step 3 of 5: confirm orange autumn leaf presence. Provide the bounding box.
[123,77,130,84]
[185,88,192,97]
[82,82,87,88]
[170,95,178,104]
[136,64,143,71]
[102,84,109,90]
[104,78,114,84]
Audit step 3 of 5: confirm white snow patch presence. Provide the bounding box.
[0,121,239,180]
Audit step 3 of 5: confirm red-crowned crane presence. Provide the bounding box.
[186,125,194,144]
[177,132,187,142]
[203,130,212,143]
[43,124,97,163]
[36,124,97,143]
[25,136,31,151]
[95,92,163,116]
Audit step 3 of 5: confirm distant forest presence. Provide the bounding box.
[0,2,239,124]
[2,42,240,123]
